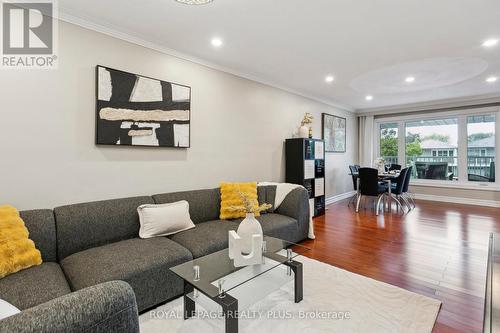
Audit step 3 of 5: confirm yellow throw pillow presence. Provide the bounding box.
[220,182,259,219]
[0,205,42,279]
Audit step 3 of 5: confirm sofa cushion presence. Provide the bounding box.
[169,220,239,258]
[152,188,221,224]
[257,213,299,243]
[54,196,154,260]
[0,262,71,310]
[60,237,192,312]
[0,281,139,333]
[19,210,57,262]
[274,187,310,242]
[257,185,277,213]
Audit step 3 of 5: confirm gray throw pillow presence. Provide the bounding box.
[257,185,277,214]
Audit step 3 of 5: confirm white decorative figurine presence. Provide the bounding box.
[228,231,263,267]
[226,191,272,267]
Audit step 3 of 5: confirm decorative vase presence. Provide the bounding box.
[298,126,309,138]
[237,213,263,254]
[378,165,385,174]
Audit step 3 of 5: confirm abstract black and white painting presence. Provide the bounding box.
[96,66,191,148]
[322,113,346,153]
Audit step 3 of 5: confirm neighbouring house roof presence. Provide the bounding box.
[468,136,495,148]
[421,140,457,149]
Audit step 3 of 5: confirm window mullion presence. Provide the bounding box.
[398,121,405,167]
[496,110,500,185]
[458,115,468,182]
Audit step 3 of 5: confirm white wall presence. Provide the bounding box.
[0,22,357,210]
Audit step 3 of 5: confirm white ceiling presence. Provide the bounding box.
[59,0,500,112]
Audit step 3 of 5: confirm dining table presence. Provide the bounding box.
[349,171,401,213]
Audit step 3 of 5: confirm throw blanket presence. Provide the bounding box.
[258,182,315,239]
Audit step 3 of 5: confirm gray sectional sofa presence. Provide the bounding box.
[0,185,309,333]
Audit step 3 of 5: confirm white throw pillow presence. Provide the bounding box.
[0,299,20,320]
[137,201,195,239]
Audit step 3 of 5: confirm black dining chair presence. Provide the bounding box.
[388,167,410,213]
[468,174,490,182]
[348,165,359,206]
[401,166,415,209]
[356,168,388,216]
[415,162,427,179]
[425,162,448,180]
[491,162,496,182]
[389,164,402,171]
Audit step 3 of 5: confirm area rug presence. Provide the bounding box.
[140,256,441,333]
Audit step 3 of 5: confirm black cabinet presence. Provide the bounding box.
[285,138,325,217]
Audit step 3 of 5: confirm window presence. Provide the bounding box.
[467,115,495,182]
[379,122,398,164]
[405,118,458,181]
[375,108,499,188]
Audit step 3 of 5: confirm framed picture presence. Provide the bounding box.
[96,65,191,148]
[322,113,346,153]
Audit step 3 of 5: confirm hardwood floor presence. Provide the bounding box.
[301,198,500,333]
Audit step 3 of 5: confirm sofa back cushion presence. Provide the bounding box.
[152,188,220,224]
[54,196,154,260]
[19,210,57,262]
[257,185,277,213]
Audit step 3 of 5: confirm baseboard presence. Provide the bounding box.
[325,191,500,208]
[414,193,500,208]
[326,191,357,205]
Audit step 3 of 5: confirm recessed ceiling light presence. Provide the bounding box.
[211,38,223,47]
[405,76,415,83]
[486,76,498,83]
[175,0,214,4]
[365,95,373,101]
[325,75,334,83]
[482,39,498,48]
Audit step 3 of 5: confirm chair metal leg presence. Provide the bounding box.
[401,195,412,211]
[392,196,406,214]
[355,194,362,213]
[376,194,384,216]
[408,193,416,208]
[348,193,358,207]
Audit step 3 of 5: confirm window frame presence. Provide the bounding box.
[378,122,399,164]
[374,106,500,191]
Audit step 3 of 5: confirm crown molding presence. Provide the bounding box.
[57,11,355,113]
[355,93,500,116]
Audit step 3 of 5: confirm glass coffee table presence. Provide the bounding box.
[170,236,309,333]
